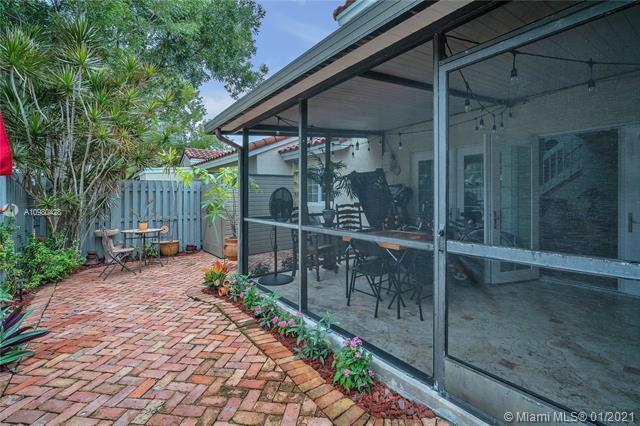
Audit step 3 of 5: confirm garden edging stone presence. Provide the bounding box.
[186,286,451,426]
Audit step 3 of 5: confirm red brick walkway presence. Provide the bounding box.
[0,252,331,425]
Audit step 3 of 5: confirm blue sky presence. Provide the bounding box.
[200,0,340,120]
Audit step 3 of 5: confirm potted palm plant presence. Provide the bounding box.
[307,153,350,226]
[178,166,258,261]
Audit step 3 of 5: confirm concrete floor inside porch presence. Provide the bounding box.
[263,263,640,416]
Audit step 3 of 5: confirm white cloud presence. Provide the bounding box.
[201,89,235,120]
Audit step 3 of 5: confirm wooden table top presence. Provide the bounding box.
[342,229,432,251]
[121,228,163,234]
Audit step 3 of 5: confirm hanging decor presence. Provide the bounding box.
[0,111,12,176]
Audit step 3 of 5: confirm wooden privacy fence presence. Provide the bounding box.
[0,176,45,252]
[0,177,202,257]
[86,180,202,257]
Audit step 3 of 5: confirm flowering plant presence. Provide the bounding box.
[254,292,280,328]
[295,312,335,364]
[226,273,250,302]
[332,336,375,393]
[203,259,232,289]
[272,311,299,337]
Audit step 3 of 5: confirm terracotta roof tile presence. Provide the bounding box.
[191,136,288,166]
[333,0,356,20]
[183,148,229,161]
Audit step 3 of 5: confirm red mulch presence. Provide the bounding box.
[203,287,435,420]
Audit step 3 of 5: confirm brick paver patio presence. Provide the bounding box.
[0,252,331,425]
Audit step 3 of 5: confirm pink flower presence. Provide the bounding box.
[368,370,375,378]
[239,292,245,299]
[354,351,362,359]
[272,316,279,324]
[288,318,295,326]
[351,337,362,348]
[259,293,266,299]
[278,321,287,328]
[341,339,349,348]
[296,311,303,318]
[343,369,351,377]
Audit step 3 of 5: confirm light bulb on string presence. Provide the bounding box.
[367,142,371,152]
[276,116,281,136]
[491,114,497,134]
[508,108,513,119]
[479,113,484,130]
[355,141,360,151]
[474,118,479,131]
[500,111,504,129]
[510,51,518,83]
[398,133,403,150]
[464,82,471,112]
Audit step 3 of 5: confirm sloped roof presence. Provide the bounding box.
[192,136,289,167]
[183,148,230,161]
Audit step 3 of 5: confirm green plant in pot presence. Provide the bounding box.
[179,166,258,260]
[131,198,155,230]
[307,152,351,227]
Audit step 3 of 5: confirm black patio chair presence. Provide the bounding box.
[98,230,135,280]
[347,238,391,318]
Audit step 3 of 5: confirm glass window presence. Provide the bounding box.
[446,4,640,417]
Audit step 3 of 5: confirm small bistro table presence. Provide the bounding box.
[342,229,432,318]
[121,227,163,271]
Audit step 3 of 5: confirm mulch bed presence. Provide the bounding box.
[202,287,435,421]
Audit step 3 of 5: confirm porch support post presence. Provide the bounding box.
[432,32,447,392]
[298,99,309,311]
[238,128,250,275]
[324,135,331,210]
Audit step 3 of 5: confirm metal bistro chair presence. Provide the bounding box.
[98,230,135,280]
[336,203,364,296]
[347,238,391,318]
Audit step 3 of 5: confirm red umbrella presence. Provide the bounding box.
[0,110,12,176]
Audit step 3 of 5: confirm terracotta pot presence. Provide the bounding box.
[224,237,238,261]
[217,286,227,297]
[138,221,148,231]
[159,240,179,257]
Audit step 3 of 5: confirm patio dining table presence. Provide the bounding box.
[121,227,163,271]
[342,229,432,318]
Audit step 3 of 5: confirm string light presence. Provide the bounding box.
[367,142,371,152]
[491,114,497,133]
[464,82,471,112]
[355,141,360,151]
[478,113,484,130]
[510,51,518,83]
[275,116,281,135]
[500,111,504,128]
[398,133,403,150]
[474,118,479,131]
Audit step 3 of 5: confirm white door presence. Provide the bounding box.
[455,145,486,230]
[412,152,433,227]
[619,125,640,296]
[487,136,540,284]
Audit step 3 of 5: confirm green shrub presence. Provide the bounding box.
[21,237,83,289]
[295,312,336,364]
[241,284,261,310]
[332,337,375,393]
[0,220,21,297]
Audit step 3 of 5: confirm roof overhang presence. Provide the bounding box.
[205,0,482,138]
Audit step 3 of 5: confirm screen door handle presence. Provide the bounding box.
[629,212,640,233]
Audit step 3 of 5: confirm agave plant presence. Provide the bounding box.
[0,306,49,369]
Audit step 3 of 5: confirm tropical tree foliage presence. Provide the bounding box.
[1,0,267,149]
[0,18,171,247]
